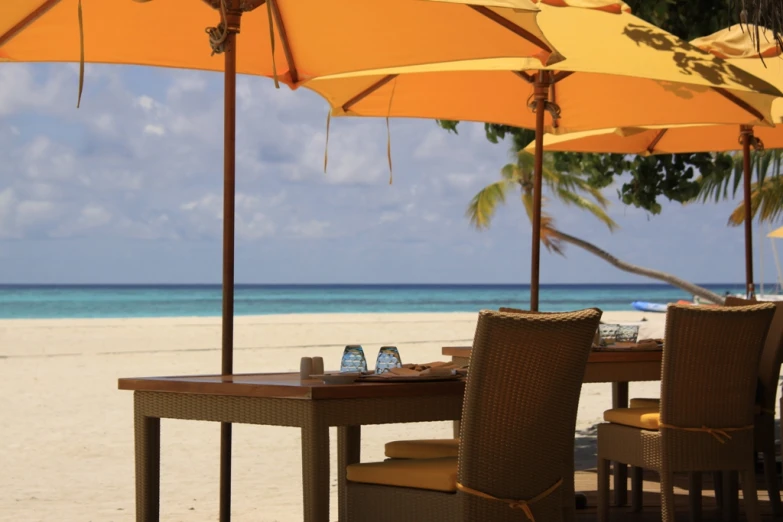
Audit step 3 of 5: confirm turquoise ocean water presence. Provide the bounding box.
[0,284,746,319]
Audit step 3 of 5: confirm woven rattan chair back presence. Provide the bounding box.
[725,296,783,412]
[457,308,602,521]
[659,303,776,431]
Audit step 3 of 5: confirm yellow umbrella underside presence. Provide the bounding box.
[525,26,783,154]
[307,4,782,135]
[1,0,567,89]
[769,226,783,239]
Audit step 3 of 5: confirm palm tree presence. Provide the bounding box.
[469,136,726,304]
[696,149,783,226]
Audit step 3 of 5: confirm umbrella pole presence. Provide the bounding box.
[220,8,241,522]
[530,72,549,312]
[741,126,755,299]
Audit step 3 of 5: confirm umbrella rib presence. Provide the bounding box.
[552,71,574,84]
[712,87,765,121]
[514,71,536,84]
[468,5,551,53]
[646,129,667,153]
[0,0,61,47]
[342,74,399,112]
[268,0,298,85]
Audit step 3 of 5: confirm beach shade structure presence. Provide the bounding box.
[770,226,783,239]
[524,25,783,300]
[305,6,783,311]
[1,1,595,519]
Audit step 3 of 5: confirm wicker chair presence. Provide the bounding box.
[346,308,602,522]
[629,298,783,516]
[598,303,776,522]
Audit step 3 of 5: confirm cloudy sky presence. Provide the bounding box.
[0,62,777,286]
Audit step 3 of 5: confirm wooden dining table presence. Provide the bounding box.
[119,347,661,521]
[118,372,465,522]
[443,345,663,507]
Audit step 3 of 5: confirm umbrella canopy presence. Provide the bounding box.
[308,6,781,135]
[525,25,783,299]
[305,5,782,310]
[1,0,566,88]
[770,226,783,239]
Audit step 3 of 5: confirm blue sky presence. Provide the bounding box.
[0,62,779,285]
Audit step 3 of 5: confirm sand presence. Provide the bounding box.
[0,311,664,521]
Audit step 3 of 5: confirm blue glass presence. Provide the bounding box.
[340,345,367,373]
[375,346,402,374]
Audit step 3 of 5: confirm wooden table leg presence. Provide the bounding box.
[134,401,160,522]
[337,426,361,522]
[301,411,330,522]
[612,382,629,507]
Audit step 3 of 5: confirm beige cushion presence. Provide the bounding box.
[346,457,458,492]
[604,407,660,430]
[630,397,764,415]
[629,397,660,409]
[385,439,460,459]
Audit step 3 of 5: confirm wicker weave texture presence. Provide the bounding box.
[458,308,602,522]
[598,303,776,522]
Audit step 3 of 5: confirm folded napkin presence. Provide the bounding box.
[376,361,467,378]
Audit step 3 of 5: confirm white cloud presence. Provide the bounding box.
[0,63,761,284]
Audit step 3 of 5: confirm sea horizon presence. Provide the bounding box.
[0,282,767,320]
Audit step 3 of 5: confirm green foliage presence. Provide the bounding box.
[438,0,749,215]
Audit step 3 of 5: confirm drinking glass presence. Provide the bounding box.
[598,323,620,345]
[617,325,640,343]
[340,345,367,373]
[375,346,402,374]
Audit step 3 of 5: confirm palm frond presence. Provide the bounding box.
[727,176,783,226]
[466,180,514,229]
[556,189,618,231]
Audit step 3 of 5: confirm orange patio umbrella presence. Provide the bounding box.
[525,26,783,299]
[1,1,578,519]
[306,7,782,310]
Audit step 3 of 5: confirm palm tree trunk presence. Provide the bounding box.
[552,230,726,305]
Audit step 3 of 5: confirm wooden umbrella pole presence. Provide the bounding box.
[220,6,241,521]
[741,126,755,299]
[530,71,550,311]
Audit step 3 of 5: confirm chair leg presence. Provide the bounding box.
[630,466,643,513]
[721,471,739,522]
[713,471,724,510]
[660,469,677,522]
[741,466,761,522]
[688,472,702,522]
[598,457,610,522]
[761,437,783,516]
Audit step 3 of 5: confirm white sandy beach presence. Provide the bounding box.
[0,311,665,521]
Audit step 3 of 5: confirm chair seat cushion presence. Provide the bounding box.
[630,397,765,415]
[629,397,660,409]
[385,438,460,459]
[603,407,660,430]
[347,457,458,493]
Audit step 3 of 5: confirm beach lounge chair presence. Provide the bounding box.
[598,303,776,522]
[344,308,602,522]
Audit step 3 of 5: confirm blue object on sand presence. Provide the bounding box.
[631,301,668,313]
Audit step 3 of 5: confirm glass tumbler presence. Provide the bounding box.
[375,346,402,374]
[340,345,367,373]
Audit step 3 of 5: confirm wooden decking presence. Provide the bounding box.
[574,469,782,521]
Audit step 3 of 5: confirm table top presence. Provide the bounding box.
[118,372,465,400]
[442,345,663,363]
